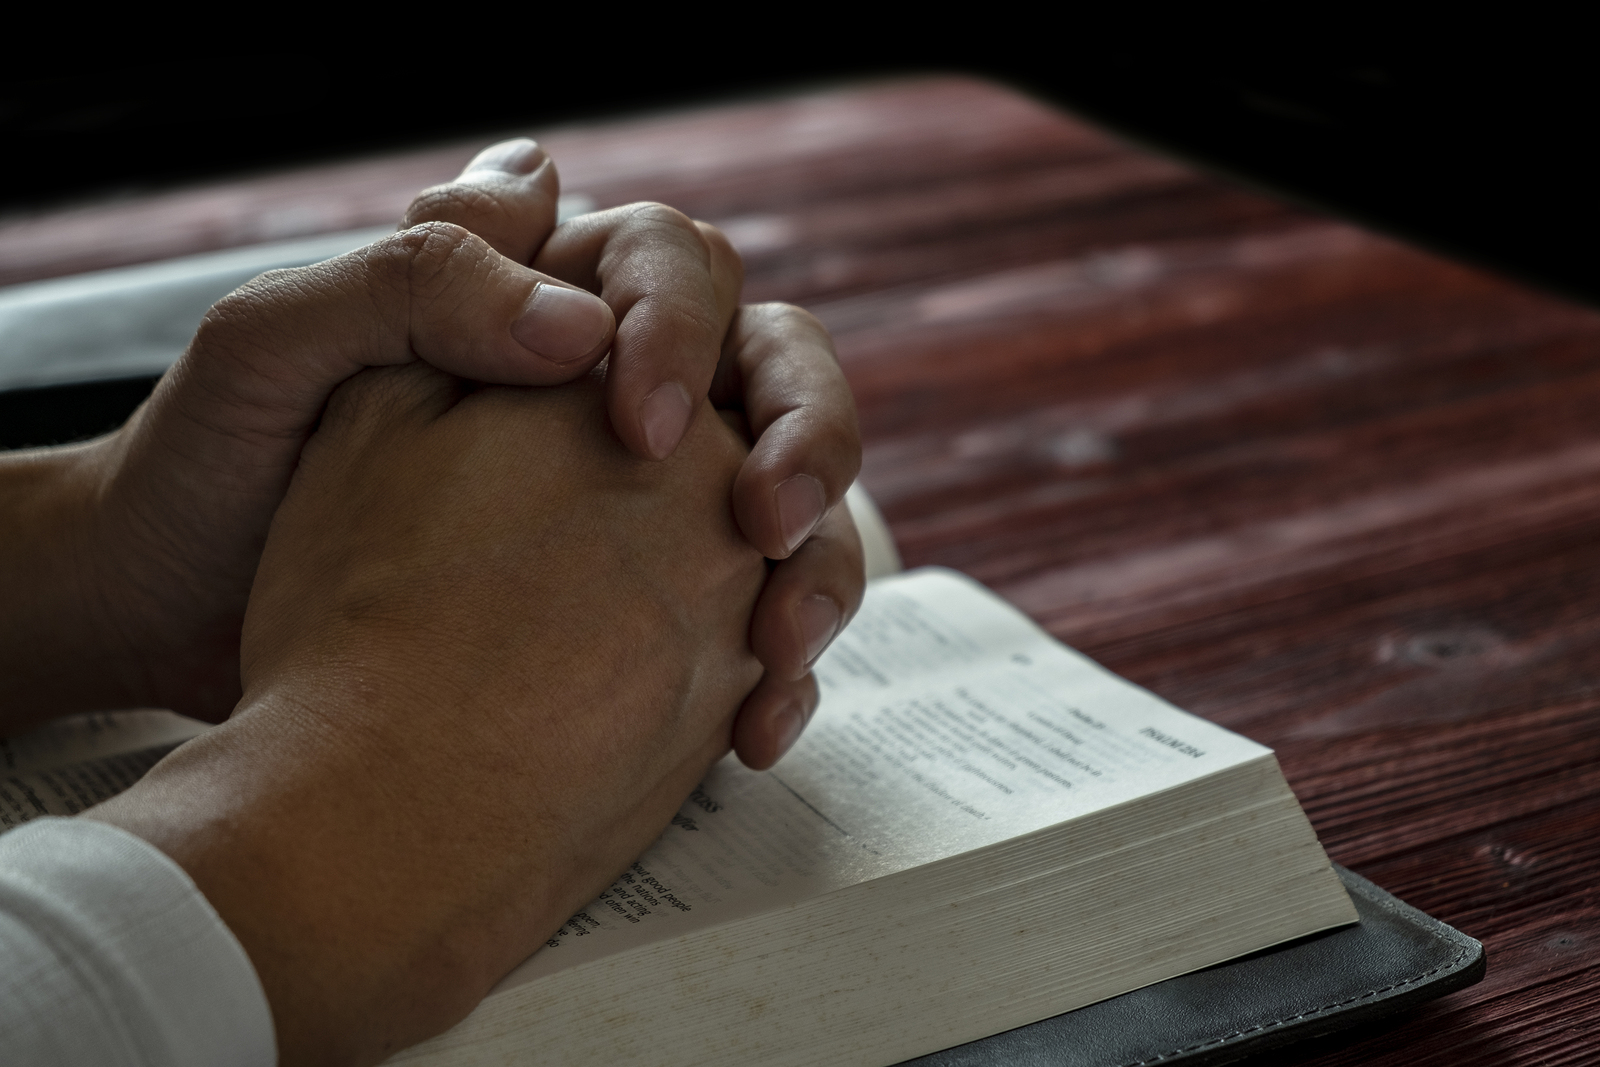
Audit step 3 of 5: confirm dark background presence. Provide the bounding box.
[2,34,1594,449]
[4,36,1593,307]
[6,34,1593,303]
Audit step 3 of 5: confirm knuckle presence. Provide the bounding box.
[755,301,830,340]
[670,293,727,340]
[191,265,319,353]
[624,200,697,232]
[324,362,451,440]
[705,231,746,297]
[379,222,492,296]
[737,302,845,376]
[403,182,508,228]
[385,219,477,259]
[695,219,733,250]
[694,220,744,269]
[617,201,709,254]
[330,363,414,417]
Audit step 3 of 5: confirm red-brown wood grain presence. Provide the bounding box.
[5,76,1598,1066]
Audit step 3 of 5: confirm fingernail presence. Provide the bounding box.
[775,474,826,555]
[464,138,547,175]
[640,383,693,459]
[773,701,807,763]
[795,595,841,667]
[511,284,611,364]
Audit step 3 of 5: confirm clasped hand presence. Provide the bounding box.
[2,137,864,769]
[0,139,865,1066]
[100,364,776,1065]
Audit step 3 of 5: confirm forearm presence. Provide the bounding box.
[0,439,141,732]
[0,817,276,1066]
[87,683,647,1067]
[85,702,472,1067]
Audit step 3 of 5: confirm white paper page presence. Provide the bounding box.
[0,709,208,777]
[497,567,1268,990]
[792,568,1270,860]
[845,481,902,580]
[0,744,186,829]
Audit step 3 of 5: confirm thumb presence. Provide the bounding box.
[86,222,613,722]
[116,221,616,596]
[396,220,616,386]
[166,221,614,453]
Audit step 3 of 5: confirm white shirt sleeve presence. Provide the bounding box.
[0,817,276,1066]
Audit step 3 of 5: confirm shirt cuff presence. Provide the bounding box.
[0,816,276,1066]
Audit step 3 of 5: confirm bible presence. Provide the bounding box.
[393,565,1357,1065]
[1,566,1358,1067]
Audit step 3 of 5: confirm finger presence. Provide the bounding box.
[390,226,616,383]
[401,138,560,264]
[556,698,743,917]
[733,671,820,771]
[534,204,744,459]
[329,223,615,384]
[151,222,615,498]
[695,220,744,322]
[721,303,861,559]
[749,505,865,682]
[316,361,466,451]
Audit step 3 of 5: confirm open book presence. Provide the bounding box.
[0,496,1354,1067]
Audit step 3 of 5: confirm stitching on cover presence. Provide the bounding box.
[1115,947,1473,1066]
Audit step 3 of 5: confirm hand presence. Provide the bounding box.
[406,140,866,768]
[0,172,621,728]
[0,137,863,769]
[91,364,766,1066]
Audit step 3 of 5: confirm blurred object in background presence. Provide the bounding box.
[4,28,1595,306]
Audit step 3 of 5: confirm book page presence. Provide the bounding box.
[0,744,188,830]
[845,481,902,580]
[0,710,209,832]
[792,568,1269,859]
[497,567,1270,990]
[0,709,208,777]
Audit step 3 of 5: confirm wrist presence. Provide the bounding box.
[0,437,145,730]
[87,683,570,1066]
[6,410,258,723]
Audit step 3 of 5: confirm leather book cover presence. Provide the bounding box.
[899,866,1485,1067]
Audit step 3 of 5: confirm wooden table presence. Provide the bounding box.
[5,77,1597,1066]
